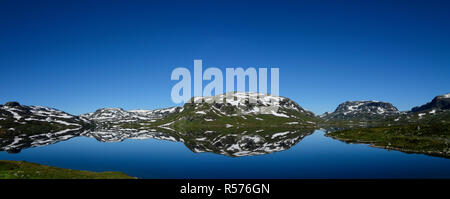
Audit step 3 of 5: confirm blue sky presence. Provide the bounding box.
[0,0,449,115]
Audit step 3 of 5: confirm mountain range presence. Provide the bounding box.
[80,106,182,123]
[80,92,449,130]
[1,92,450,136]
[1,92,449,157]
[0,102,90,138]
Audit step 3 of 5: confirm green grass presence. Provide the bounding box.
[0,160,135,179]
[327,122,450,157]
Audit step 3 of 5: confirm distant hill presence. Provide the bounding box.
[153,92,319,130]
[411,93,450,113]
[0,101,90,139]
[321,101,399,122]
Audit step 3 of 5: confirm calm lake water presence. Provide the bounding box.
[1,130,449,178]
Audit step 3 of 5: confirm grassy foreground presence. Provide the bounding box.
[0,160,135,179]
[326,123,450,158]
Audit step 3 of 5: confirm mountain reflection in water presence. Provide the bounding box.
[0,127,315,157]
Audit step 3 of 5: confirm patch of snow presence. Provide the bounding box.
[271,131,290,139]
[128,109,153,114]
[227,143,241,151]
[242,135,262,143]
[7,110,22,121]
[270,110,289,118]
[195,111,207,115]
[418,113,426,119]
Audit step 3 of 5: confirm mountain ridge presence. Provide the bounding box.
[1,92,449,157]
[2,92,450,133]
[0,101,91,138]
[321,100,400,122]
[411,93,450,113]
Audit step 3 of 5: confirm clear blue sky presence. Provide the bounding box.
[1,0,449,115]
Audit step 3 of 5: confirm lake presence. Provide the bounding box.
[1,130,449,178]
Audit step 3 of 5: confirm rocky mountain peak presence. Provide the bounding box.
[185,92,316,118]
[322,100,399,121]
[82,106,182,123]
[411,93,450,113]
[336,101,398,114]
[436,93,450,99]
[0,102,89,136]
[4,102,21,107]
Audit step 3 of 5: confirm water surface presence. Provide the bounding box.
[1,130,449,178]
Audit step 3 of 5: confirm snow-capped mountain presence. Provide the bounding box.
[129,106,182,119]
[187,92,316,119]
[411,93,450,113]
[81,108,138,123]
[81,106,182,123]
[0,102,89,136]
[389,93,450,122]
[321,101,399,121]
[154,92,319,128]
